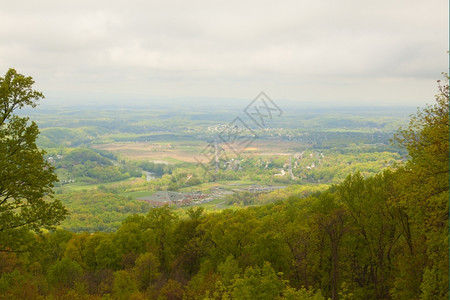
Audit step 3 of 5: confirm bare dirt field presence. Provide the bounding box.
[92,140,304,162]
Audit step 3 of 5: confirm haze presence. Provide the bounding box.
[0,0,447,107]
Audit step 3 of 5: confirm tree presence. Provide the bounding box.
[230,262,286,300]
[338,171,401,298]
[133,252,161,291]
[95,235,122,270]
[47,257,83,288]
[312,192,348,300]
[112,270,138,300]
[0,68,68,250]
[146,206,179,272]
[393,74,449,298]
[159,279,184,300]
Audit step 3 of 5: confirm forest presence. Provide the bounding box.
[0,69,448,299]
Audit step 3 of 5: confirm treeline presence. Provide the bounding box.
[57,191,151,233]
[34,108,405,148]
[0,167,447,299]
[50,148,143,184]
[137,161,174,177]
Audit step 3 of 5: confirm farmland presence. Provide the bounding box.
[17,104,412,232]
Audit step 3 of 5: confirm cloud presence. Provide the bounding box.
[0,0,447,106]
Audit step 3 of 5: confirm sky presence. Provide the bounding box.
[0,0,448,107]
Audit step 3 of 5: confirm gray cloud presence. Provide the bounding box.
[0,0,447,106]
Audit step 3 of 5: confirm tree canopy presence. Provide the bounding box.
[0,68,68,251]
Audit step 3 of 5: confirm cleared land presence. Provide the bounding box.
[92,140,304,163]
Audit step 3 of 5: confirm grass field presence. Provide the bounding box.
[55,177,147,194]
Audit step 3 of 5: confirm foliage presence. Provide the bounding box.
[392,74,449,298]
[0,68,68,251]
[230,262,286,300]
[0,73,447,299]
[47,257,83,288]
[58,191,150,232]
[51,148,136,184]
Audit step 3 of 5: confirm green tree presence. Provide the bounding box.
[64,232,91,268]
[112,270,138,300]
[47,257,83,288]
[146,206,179,272]
[133,252,161,291]
[217,254,241,286]
[231,262,286,300]
[0,68,68,250]
[0,269,43,299]
[172,206,205,277]
[283,286,326,300]
[393,75,449,298]
[199,209,259,268]
[95,235,121,270]
[338,171,400,298]
[312,192,348,300]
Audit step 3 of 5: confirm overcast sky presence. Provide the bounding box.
[0,0,448,107]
